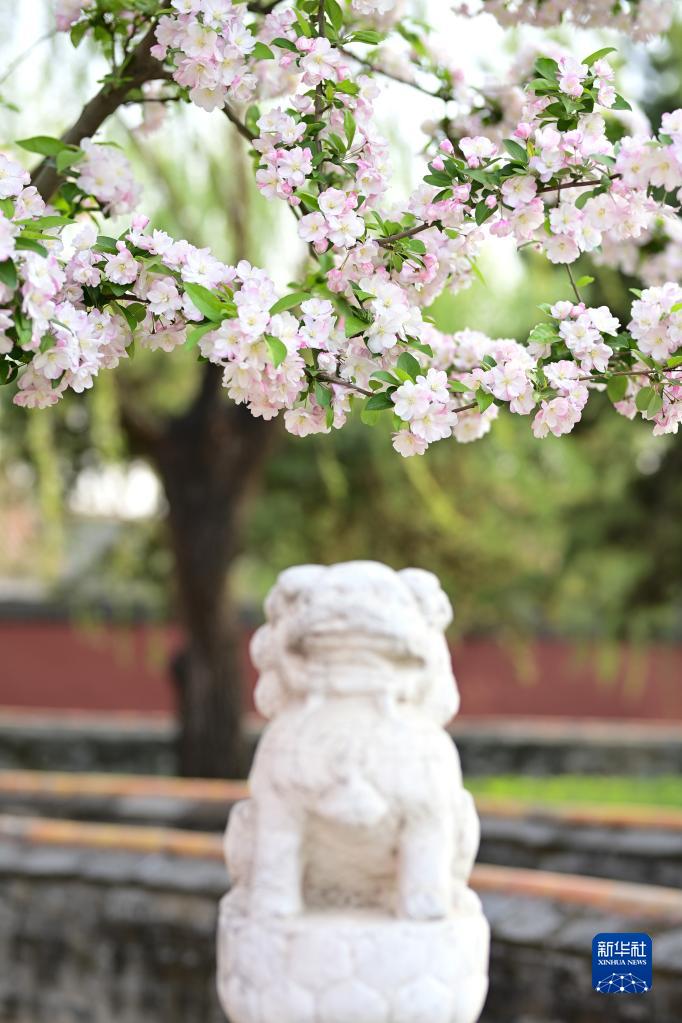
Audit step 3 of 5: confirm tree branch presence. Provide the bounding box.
[223,105,256,143]
[31,24,171,201]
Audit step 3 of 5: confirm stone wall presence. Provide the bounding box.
[0,816,680,1023]
[478,804,682,890]
[1,711,681,777]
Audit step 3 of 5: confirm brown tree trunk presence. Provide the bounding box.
[121,365,277,778]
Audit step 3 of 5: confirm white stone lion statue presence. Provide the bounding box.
[224,560,481,921]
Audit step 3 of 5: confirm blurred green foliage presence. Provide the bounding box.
[468,775,682,808]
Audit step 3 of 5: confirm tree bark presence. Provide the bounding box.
[121,365,277,777]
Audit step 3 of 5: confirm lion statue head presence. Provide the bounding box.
[250,561,459,724]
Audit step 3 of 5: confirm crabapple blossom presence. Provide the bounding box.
[1,0,679,454]
[0,154,29,199]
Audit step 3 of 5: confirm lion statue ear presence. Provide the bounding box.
[253,565,326,719]
[398,568,453,631]
[263,564,325,623]
[399,568,459,725]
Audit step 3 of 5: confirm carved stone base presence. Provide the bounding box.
[217,891,490,1023]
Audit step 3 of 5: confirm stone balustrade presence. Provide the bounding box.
[1,708,681,776]
[1,770,681,888]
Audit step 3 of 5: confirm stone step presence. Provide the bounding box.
[0,813,680,1023]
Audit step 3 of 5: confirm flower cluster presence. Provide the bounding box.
[452,0,674,37]
[75,139,141,215]
[152,1,261,111]
[4,1,679,455]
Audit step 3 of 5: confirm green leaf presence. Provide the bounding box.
[535,57,559,82]
[296,191,320,211]
[0,259,17,290]
[245,105,261,137]
[185,321,217,350]
[117,301,148,332]
[344,313,367,338]
[397,351,421,381]
[475,200,495,226]
[94,235,119,254]
[402,238,426,254]
[324,0,344,32]
[327,132,347,156]
[475,390,495,413]
[350,29,383,44]
[371,370,399,385]
[344,109,356,149]
[124,302,147,325]
[271,36,298,52]
[336,80,360,96]
[184,282,225,321]
[253,41,274,61]
[56,148,84,174]
[314,380,332,407]
[528,322,559,344]
[269,291,308,315]
[612,94,632,112]
[70,21,89,47]
[406,340,433,356]
[16,135,70,157]
[423,172,452,187]
[583,46,616,66]
[670,302,682,313]
[449,379,471,393]
[15,238,48,257]
[575,189,596,210]
[365,391,394,411]
[606,375,628,403]
[503,139,528,163]
[17,214,73,229]
[667,355,682,368]
[0,358,19,385]
[265,334,288,367]
[0,198,14,218]
[635,386,662,416]
[575,275,594,288]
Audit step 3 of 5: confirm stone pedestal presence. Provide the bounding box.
[218,898,489,1023]
[216,562,490,1023]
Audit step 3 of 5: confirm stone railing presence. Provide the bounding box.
[0,814,680,1023]
[1,770,681,889]
[1,709,681,776]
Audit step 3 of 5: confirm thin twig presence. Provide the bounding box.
[536,173,621,196]
[317,374,374,398]
[377,222,433,246]
[0,31,55,88]
[565,262,582,304]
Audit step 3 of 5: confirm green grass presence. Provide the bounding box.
[467,776,682,809]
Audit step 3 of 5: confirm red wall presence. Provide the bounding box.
[0,619,681,721]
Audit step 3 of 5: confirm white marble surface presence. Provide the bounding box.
[217,562,489,1023]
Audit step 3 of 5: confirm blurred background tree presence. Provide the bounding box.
[0,4,680,777]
